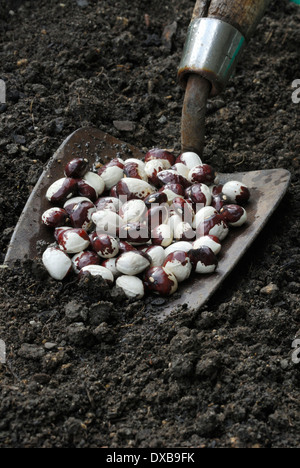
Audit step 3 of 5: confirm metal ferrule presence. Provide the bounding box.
[178,18,245,97]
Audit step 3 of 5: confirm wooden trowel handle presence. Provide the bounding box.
[192,0,272,40]
[180,0,272,155]
[180,0,273,96]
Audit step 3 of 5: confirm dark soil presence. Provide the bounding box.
[0,0,300,448]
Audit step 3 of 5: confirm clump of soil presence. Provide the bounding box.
[0,0,300,448]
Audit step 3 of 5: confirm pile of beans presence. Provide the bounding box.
[41,149,250,299]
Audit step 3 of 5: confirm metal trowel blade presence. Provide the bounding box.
[4,127,291,320]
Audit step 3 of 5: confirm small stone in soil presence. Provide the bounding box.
[76,0,89,7]
[260,283,279,296]
[151,297,167,306]
[113,120,136,132]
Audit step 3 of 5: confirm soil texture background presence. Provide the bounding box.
[0,0,299,448]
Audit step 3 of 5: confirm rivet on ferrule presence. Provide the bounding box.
[178,18,246,97]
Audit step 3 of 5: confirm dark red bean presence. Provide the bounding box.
[65,158,89,178]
